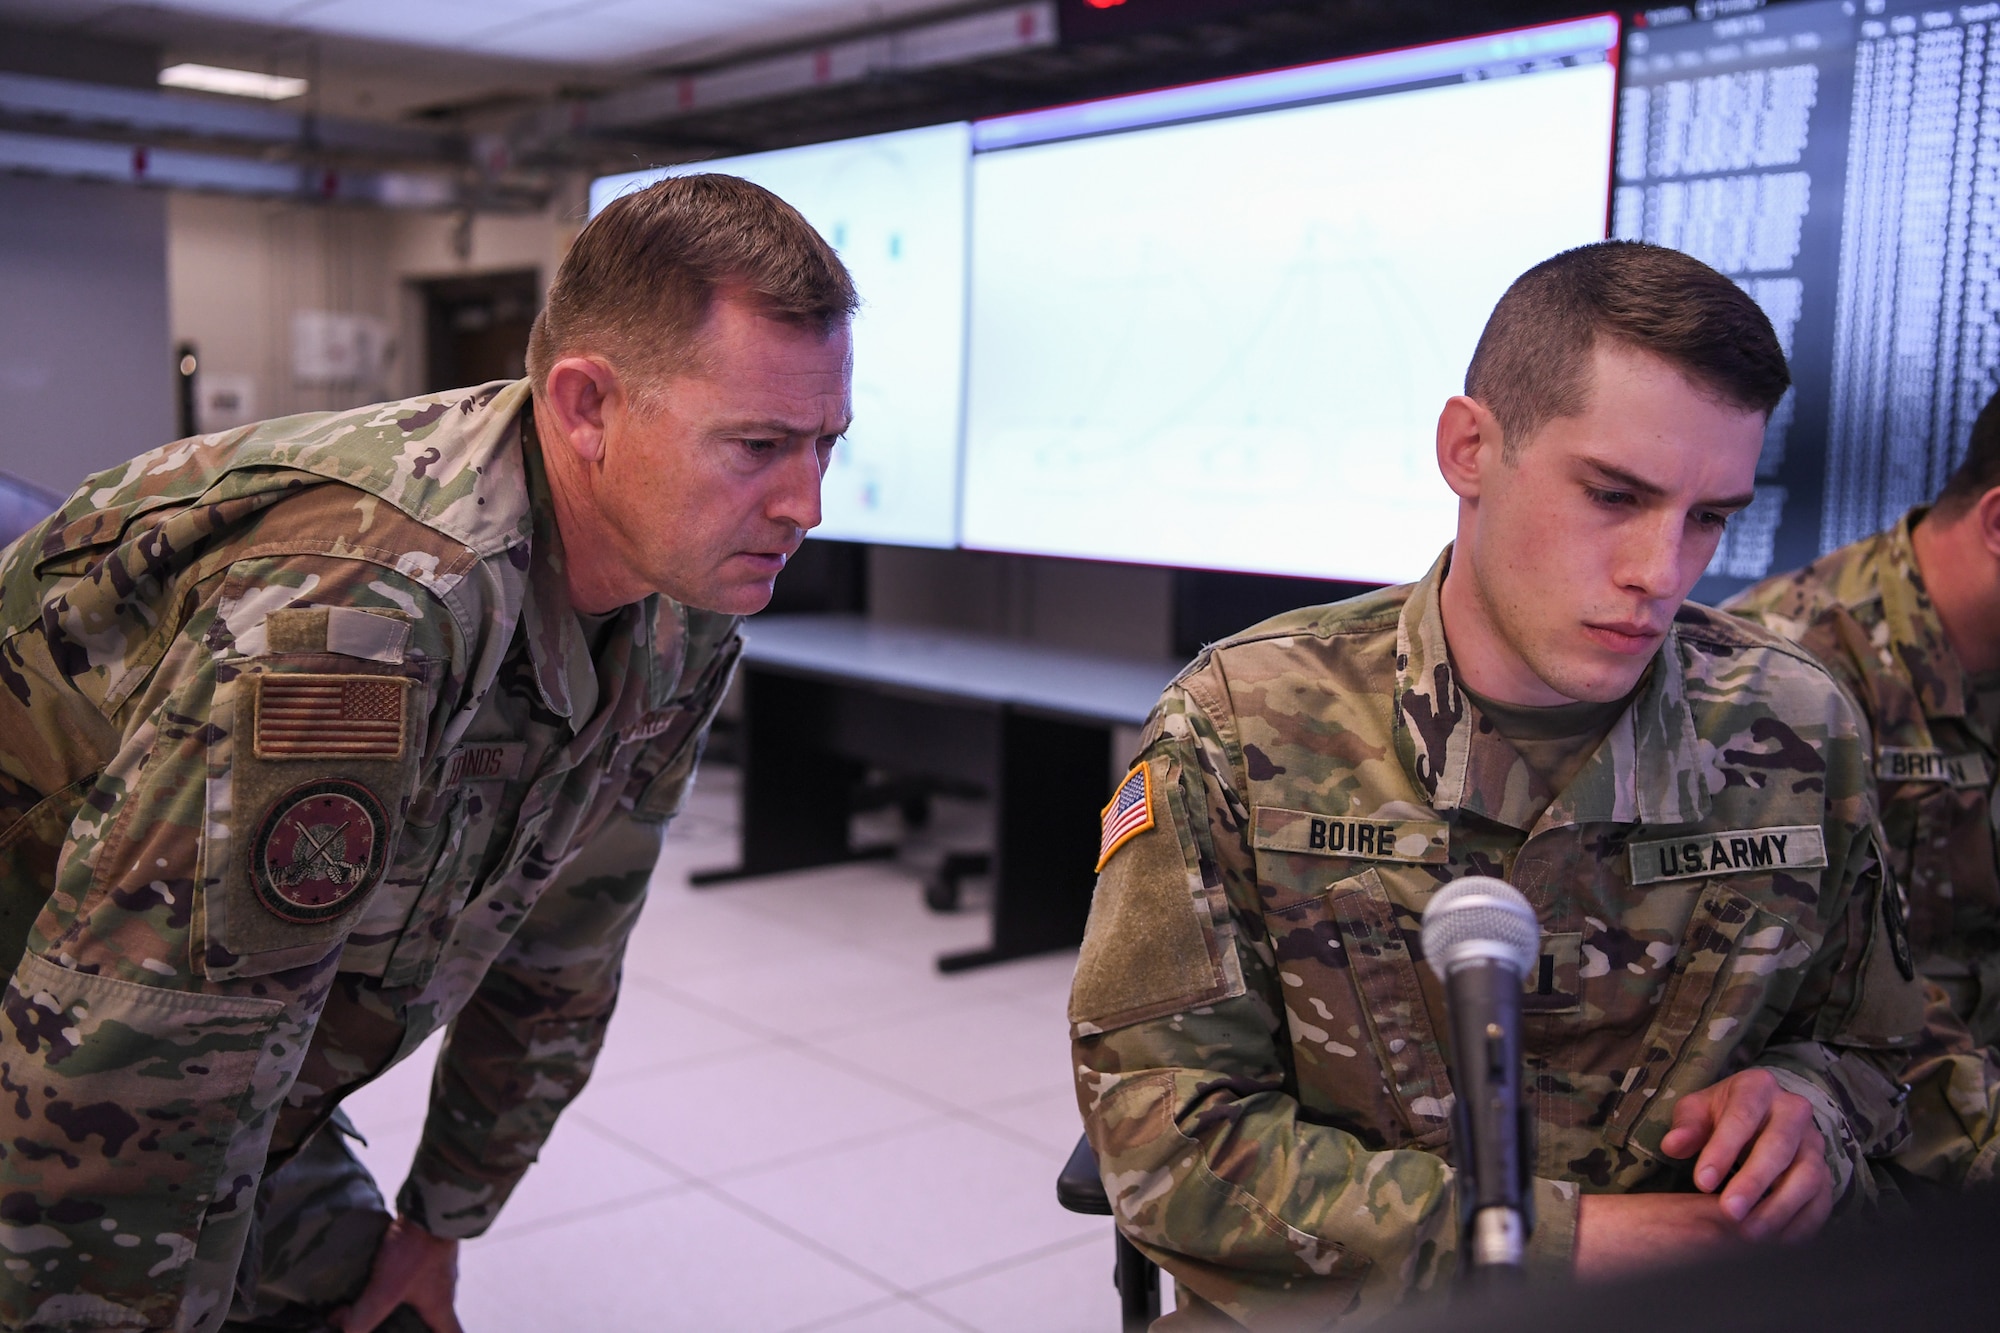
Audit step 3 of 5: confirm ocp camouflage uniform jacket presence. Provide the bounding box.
[1725,511,2000,1041]
[1069,551,1925,1331]
[0,379,740,1331]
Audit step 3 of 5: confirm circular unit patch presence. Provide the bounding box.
[250,779,390,924]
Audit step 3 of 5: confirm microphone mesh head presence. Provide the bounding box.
[1420,876,1539,979]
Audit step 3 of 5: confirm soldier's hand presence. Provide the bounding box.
[1658,1067,1833,1243]
[1573,1193,1739,1279]
[332,1214,465,1333]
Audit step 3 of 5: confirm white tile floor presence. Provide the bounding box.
[341,768,1117,1332]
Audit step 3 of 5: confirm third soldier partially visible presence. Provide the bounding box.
[1728,392,2000,1048]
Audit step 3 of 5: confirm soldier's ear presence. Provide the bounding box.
[1972,484,2000,561]
[1437,395,1502,501]
[542,356,619,464]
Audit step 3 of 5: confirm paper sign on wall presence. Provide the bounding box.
[292,310,391,384]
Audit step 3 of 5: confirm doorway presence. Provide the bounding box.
[419,270,540,392]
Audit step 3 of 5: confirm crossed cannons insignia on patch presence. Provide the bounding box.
[250,779,391,923]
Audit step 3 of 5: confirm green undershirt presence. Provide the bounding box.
[1460,683,1635,797]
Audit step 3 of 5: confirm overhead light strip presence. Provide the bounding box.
[159,63,308,102]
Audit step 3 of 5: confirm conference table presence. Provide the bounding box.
[692,614,1182,972]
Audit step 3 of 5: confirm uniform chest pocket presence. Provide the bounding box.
[1907,785,2000,951]
[628,635,743,824]
[1602,881,1804,1156]
[1261,866,1455,1150]
[337,782,493,983]
[384,783,512,987]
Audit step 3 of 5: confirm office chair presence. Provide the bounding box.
[0,471,61,549]
[1058,1132,1162,1331]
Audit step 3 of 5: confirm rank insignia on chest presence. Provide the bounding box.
[249,779,390,922]
[1876,747,1992,790]
[1097,764,1155,872]
[1627,824,1828,885]
[254,674,410,760]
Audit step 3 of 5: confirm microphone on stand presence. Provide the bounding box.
[1420,875,1540,1287]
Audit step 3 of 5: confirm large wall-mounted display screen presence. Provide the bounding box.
[1616,0,2000,597]
[958,17,1620,582]
[589,122,970,549]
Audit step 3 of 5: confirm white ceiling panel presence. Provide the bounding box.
[298,0,581,50]
[6,0,985,68]
[465,0,791,64]
[125,0,327,22]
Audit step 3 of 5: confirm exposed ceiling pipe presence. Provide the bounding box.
[0,69,457,160]
[0,126,467,207]
[0,2,1064,210]
[581,2,1057,132]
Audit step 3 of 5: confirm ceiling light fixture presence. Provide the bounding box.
[159,63,308,101]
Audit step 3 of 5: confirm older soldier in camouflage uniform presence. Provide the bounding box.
[1727,399,2000,1045]
[0,175,854,1332]
[1071,242,1935,1331]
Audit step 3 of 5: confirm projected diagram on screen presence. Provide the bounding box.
[592,122,969,548]
[961,61,1616,582]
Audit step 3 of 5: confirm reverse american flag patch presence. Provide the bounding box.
[255,674,409,760]
[1096,763,1155,872]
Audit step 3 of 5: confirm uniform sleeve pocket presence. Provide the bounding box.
[203,663,425,980]
[1069,755,1244,1038]
[0,952,285,1330]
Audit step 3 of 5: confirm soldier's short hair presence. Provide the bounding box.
[1934,385,2000,515]
[1464,240,1791,458]
[527,173,857,401]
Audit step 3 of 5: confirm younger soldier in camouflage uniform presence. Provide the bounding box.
[1727,399,2000,1046]
[1071,243,1933,1331]
[0,175,855,1331]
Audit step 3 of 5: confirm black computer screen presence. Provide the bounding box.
[1618,0,2000,598]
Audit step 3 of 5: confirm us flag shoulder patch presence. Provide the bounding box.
[255,674,409,761]
[1096,763,1155,872]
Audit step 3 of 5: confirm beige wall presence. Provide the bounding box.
[168,188,579,423]
[168,193,399,422]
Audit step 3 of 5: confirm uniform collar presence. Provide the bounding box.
[518,417,681,736]
[518,418,596,723]
[522,413,677,728]
[1394,547,1709,833]
[1878,507,1969,721]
